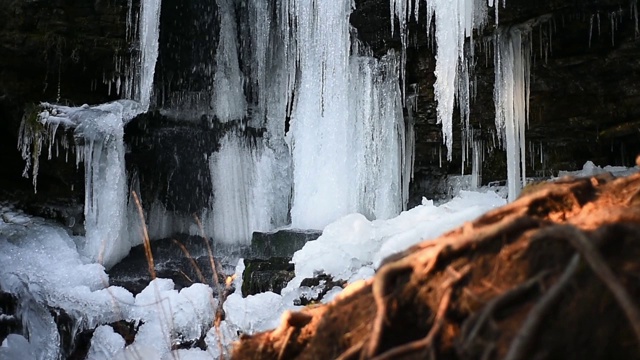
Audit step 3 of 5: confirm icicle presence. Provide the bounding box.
[387,0,490,159]
[137,0,161,110]
[494,26,531,202]
[471,138,482,188]
[633,0,639,37]
[597,12,602,36]
[589,14,594,47]
[212,0,247,122]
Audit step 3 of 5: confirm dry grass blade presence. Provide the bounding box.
[193,214,222,297]
[172,239,207,284]
[132,190,155,279]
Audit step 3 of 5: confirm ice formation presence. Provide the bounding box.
[203,131,291,244]
[391,0,489,159]
[494,26,531,201]
[212,0,247,123]
[121,0,161,111]
[16,0,162,267]
[286,1,408,229]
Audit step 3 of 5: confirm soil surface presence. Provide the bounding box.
[232,170,640,360]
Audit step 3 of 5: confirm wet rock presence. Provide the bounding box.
[0,292,20,345]
[241,258,294,297]
[25,200,84,235]
[0,0,130,218]
[67,320,140,360]
[295,274,347,306]
[108,234,245,295]
[250,229,322,260]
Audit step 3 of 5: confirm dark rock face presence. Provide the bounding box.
[108,234,242,295]
[352,0,640,201]
[0,292,20,345]
[241,230,321,296]
[250,229,322,260]
[0,0,130,216]
[241,258,294,297]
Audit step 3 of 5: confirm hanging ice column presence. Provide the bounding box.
[494,27,531,202]
[286,1,407,229]
[212,0,247,122]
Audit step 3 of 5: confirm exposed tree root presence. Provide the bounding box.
[503,254,580,360]
[232,172,640,360]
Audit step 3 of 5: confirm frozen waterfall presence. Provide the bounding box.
[204,0,409,233]
[285,2,408,229]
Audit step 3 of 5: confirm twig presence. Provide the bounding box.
[193,214,228,359]
[277,327,295,360]
[132,191,155,279]
[193,215,223,296]
[334,340,365,360]
[504,254,581,360]
[172,239,206,284]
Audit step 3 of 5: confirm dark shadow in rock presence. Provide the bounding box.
[108,234,249,295]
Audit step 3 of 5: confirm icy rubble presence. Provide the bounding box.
[218,189,506,341]
[557,160,640,178]
[0,206,218,360]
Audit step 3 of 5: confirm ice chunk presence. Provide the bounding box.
[223,291,285,334]
[0,334,37,360]
[87,326,126,360]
